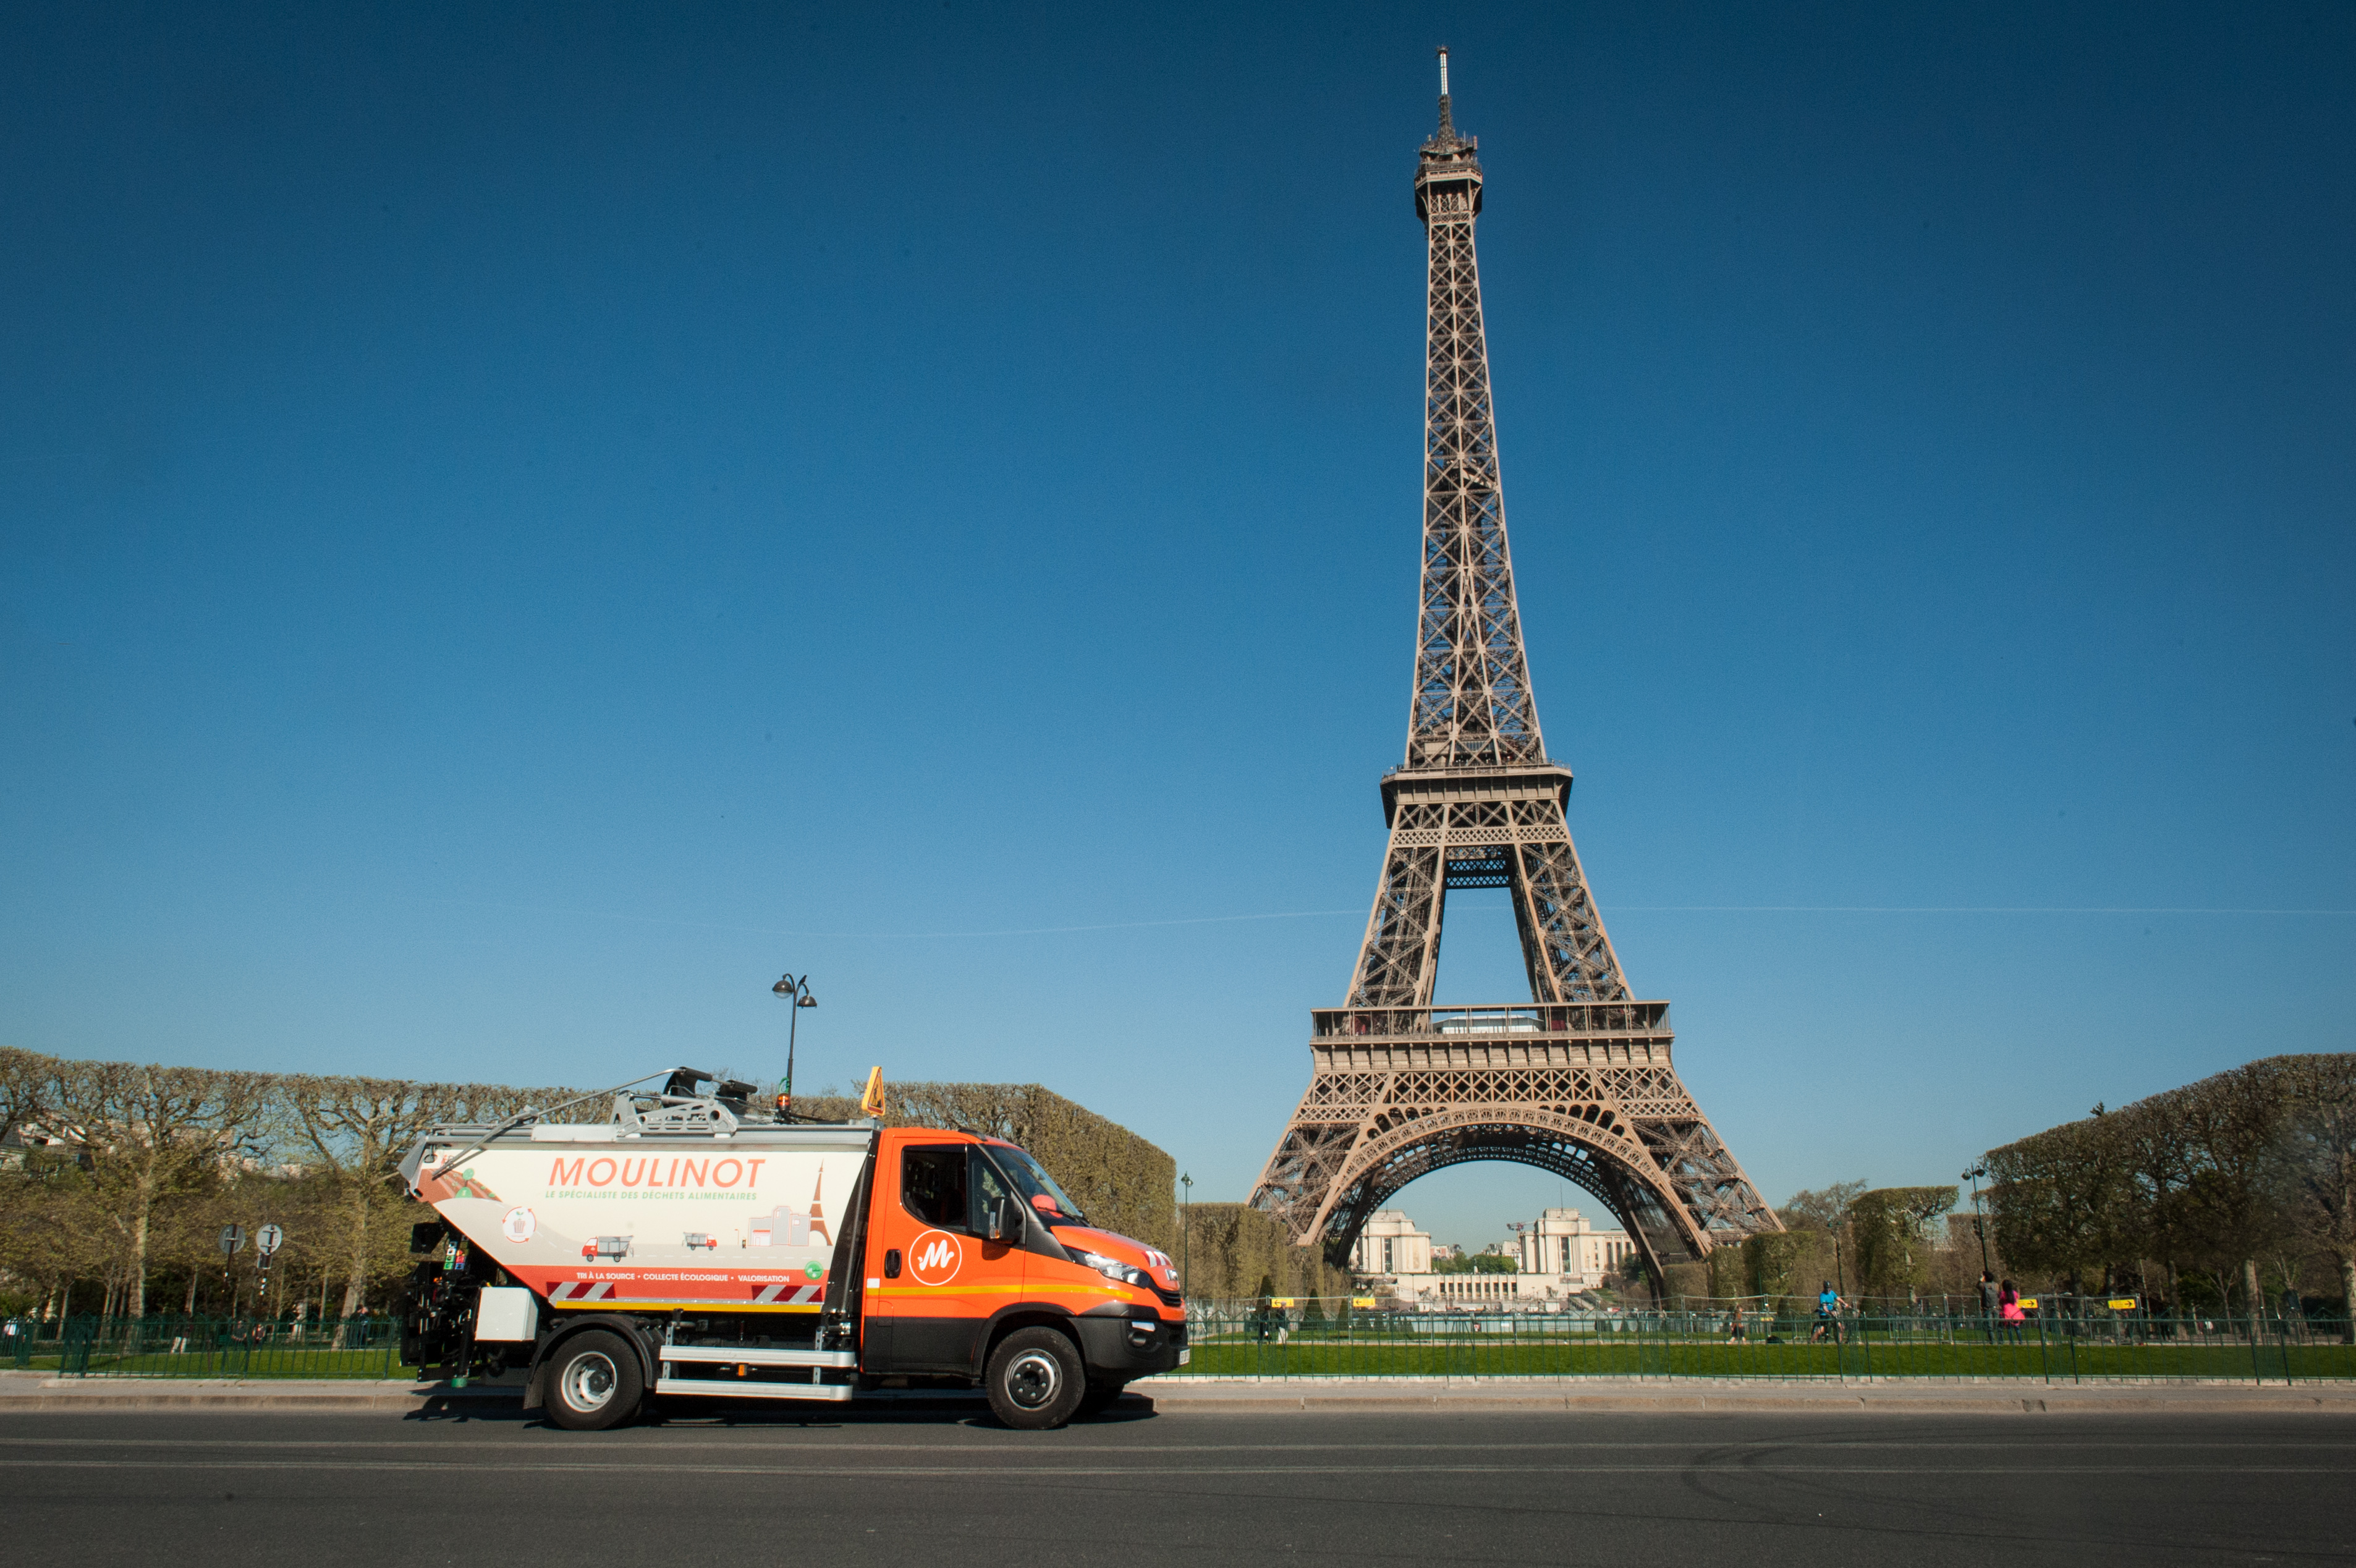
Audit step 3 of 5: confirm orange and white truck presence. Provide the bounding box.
[396,1069,1187,1430]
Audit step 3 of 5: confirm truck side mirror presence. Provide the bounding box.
[986,1197,1022,1245]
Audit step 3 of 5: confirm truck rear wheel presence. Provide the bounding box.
[985,1326,1085,1430]
[545,1330,643,1431]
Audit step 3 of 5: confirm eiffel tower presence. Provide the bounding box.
[1250,53,1780,1286]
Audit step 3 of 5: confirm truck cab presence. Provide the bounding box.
[862,1131,1186,1402]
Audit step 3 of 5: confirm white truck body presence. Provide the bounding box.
[407,1119,870,1318]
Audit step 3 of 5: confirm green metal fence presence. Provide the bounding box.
[2,1316,408,1379]
[1167,1300,2356,1385]
[8,1300,2349,1386]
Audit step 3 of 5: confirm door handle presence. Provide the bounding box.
[884,1249,901,1279]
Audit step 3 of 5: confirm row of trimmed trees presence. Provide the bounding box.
[0,1047,579,1322]
[0,1049,1193,1324]
[1983,1053,2356,1315]
[1681,1054,2355,1319]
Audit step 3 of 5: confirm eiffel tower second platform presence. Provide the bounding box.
[1251,760,1780,1282]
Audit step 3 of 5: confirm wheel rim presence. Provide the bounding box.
[1004,1349,1061,1409]
[561,1351,618,1413]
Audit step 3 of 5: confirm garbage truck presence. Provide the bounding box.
[396,1069,1187,1430]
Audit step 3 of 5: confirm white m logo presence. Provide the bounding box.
[908,1229,962,1285]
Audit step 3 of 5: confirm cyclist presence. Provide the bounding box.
[1810,1280,1847,1344]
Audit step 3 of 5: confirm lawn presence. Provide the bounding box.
[1177,1332,2356,1383]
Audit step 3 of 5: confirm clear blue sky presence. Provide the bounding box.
[3,4,2350,1251]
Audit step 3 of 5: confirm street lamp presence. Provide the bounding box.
[772,972,817,1115]
[1179,1173,1193,1296]
[1962,1162,1992,1278]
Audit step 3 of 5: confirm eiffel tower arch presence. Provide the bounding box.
[1250,53,1780,1287]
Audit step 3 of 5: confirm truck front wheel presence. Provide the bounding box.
[545,1331,643,1431]
[985,1326,1085,1430]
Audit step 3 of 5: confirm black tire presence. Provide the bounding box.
[544,1330,643,1431]
[984,1326,1085,1430]
[1075,1379,1127,1418]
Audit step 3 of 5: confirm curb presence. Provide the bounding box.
[1132,1383,2356,1415]
[0,1390,522,1413]
[0,1378,524,1413]
[1140,1393,2356,1413]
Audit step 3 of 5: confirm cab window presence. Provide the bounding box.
[901,1146,968,1230]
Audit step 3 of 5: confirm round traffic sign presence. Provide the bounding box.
[256,1224,284,1257]
[218,1224,246,1255]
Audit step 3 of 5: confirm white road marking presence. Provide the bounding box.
[0,1458,2344,1477]
[0,1435,2345,1454]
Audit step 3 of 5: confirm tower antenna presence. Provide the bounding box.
[1437,45,1450,100]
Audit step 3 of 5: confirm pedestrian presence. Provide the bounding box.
[1726,1303,1747,1344]
[1978,1270,2000,1342]
[1998,1278,2025,1344]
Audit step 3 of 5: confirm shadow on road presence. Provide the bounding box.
[401,1391,1161,1431]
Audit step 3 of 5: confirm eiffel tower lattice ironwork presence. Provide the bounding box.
[1250,53,1780,1285]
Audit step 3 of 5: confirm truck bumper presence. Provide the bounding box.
[1073,1312,1187,1378]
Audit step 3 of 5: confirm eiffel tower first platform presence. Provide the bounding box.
[1250,53,1779,1286]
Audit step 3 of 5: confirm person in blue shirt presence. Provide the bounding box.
[1810,1280,1847,1344]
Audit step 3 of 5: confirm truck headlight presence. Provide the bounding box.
[1069,1248,1154,1290]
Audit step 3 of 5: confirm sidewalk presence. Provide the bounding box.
[0,1368,521,1413]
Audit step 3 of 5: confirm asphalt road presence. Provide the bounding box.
[3,1401,2350,1567]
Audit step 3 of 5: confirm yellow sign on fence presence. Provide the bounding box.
[1352,1298,1377,1309]
[1268,1298,1296,1308]
[2018,1297,2040,1310]
[2107,1298,2139,1310]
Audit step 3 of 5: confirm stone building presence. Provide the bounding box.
[1349,1210,1433,1278]
[1516,1206,1639,1289]
[1348,1205,1633,1307]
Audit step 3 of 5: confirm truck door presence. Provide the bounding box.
[864,1140,1026,1376]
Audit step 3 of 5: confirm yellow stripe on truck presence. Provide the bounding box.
[549,1300,821,1313]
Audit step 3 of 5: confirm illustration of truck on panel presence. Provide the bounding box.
[396,1069,1187,1430]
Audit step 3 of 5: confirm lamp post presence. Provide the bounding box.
[771,973,816,1115]
[1962,1162,1992,1278]
[1179,1173,1193,1297]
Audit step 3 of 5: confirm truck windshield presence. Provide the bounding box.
[987,1142,1085,1224]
